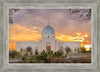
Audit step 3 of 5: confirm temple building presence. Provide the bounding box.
[17,20,80,54]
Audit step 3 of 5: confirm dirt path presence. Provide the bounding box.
[9,59,20,63]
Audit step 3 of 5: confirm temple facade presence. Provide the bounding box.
[17,21,80,54]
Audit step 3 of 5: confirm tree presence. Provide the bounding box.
[65,47,72,54]
[80,47,86,53]
[68,9,91,22]
[59,46,63,54]
[40,50,48,60]
[26,46,33,55]
[9,9,20,24]
[77,47,80,53]
[9,50,17,58]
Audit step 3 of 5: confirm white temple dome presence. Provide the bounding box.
[42,25,55,34]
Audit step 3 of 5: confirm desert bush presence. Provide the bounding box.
[77,47,80,53]
[22,54,28,61]
[46,55,72,63]
[80,47,86,53]
[35,51,38,55]
[26,46,33,55]
[53,51,63,57]
[40,50,48,61]
[46,55,53,63]
[9,50,18,58]
[65,47,72,54]
[21,50,70,63]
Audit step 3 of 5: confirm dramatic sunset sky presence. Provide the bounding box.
[9,9,91,51]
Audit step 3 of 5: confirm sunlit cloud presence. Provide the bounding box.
[56,32,89,43]
[84,45,91,51]
[33,26,37,29]
[9,9,91,50]
[9,24,91,50]
[9,24,41,41]
[9,24,41,50]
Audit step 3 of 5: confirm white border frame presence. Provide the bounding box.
[3,3,97,69]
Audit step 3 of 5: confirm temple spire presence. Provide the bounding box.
[48,18,49,25]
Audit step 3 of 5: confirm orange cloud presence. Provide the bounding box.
[9,24,91,50]
[9,24,41,50]
[56,32,90,43]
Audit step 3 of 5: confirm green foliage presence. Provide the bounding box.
[20,49,70,63]
[77,47,80,53]
[53,51,63,57]
[9,50,18,58]
[26,46,33,55]
[22,54,28,61]
[35,51,38,55]
[47,50,51,55]
[65,47,72,54]
[80,47,86,53]
[26,46,32,52]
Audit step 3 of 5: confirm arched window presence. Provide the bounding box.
[48,35,49,38]
[74,48,77,51]
[35,49,38,55]
[20,48,23,52]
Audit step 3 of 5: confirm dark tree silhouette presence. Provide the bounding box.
[65,46,72,54]
[9,50,17,58]
[68,9,91,21]
[26,46,32,52]
[80,47,86,53]
[9,9,19,24]
[26,46,33,55]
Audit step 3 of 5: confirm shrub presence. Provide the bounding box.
[46,56,72,63]
[21,50,70,63]
[26,46,33,55]
[53,51,63,57]
[80,47,86,53]
[22,54,28,61]
[35,51,38,55]
[65,47,72,54]
[9,50,18,58]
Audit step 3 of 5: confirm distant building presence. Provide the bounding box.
[17,20,80,54]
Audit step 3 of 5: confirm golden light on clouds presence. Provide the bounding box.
[9,9,91,51]
[9,24,41,41]
[9,24,41,50]
[84,45,91,51]
[9,24,91,50]
[56,32,89,43]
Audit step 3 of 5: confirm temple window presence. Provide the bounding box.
[48,35,49,38]
[20,48,23,52]
[35,49,38,55]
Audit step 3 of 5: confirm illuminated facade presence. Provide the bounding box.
[17,20,80,54]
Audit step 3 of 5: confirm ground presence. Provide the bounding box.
[9,53,91,63]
